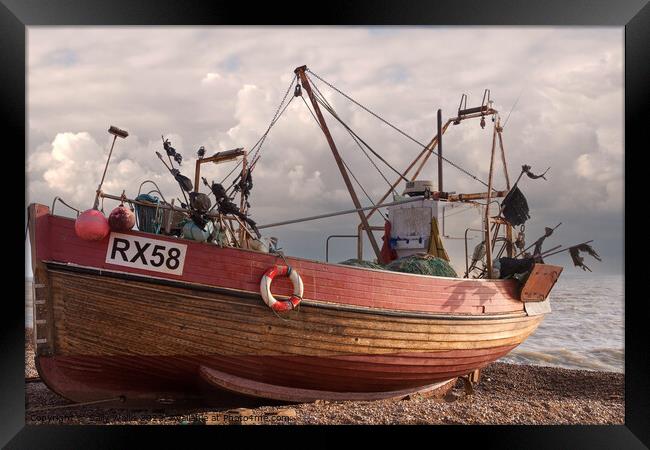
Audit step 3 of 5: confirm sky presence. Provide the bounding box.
[26,27,624,276]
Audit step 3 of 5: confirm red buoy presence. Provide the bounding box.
[108,204,135,232]
[75,209,110,241]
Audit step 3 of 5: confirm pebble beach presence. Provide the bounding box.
[25,328,624,425]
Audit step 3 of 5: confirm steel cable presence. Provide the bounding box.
[307,69,489,187]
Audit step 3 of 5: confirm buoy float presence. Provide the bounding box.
[260,265,304,312]
[108,204,135,232]
[75,209,110,241]
[182,220,214,242]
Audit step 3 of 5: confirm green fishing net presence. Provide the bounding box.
[385,253,458,277]
[338,259,385,270]
[339,253,458,278]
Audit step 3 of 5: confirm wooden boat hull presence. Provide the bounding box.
[28,204,548,406]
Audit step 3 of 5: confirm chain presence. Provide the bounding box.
[307,69,489,188]
[248,76,297,166]
[221,76,297,188]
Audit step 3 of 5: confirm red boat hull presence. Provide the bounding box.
[28,204,546,406]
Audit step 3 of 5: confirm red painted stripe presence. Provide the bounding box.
[38,212,525,315]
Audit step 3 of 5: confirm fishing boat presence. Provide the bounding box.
[27,65,580,408]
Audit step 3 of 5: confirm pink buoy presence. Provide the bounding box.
[108,204,135,232]
[75,209,110,241]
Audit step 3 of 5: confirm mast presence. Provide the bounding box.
[295,65,382,260]
[437,109,443,192]
[484,120,498,278]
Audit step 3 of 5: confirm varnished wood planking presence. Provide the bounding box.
[32,205,551,402]
[48,269,542,358]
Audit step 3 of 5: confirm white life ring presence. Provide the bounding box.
[260,265,304,312]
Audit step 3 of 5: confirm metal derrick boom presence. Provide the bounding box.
[292,65,510,271]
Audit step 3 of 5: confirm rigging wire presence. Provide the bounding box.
[249,95,296,171]
[344,122,398,194]
[341,158,388,221]
[248,76,296,165]
[219,76,297,190]
[315,96,405,193]
[307,69,490,188]
[221,89,297,198]
[502,87,524,129]
[305,77,394,217]
[298,92,388,221]
[307,88,399,194]
[308,76,407,185]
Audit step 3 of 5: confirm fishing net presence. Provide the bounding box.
[501,186,530,226]
[338,259,385,270]
[339,254,458,278]
[385,253,458,278]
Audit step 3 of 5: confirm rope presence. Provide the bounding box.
[27,395,126,412]
[307,70,489,188]
[267,249,295,322]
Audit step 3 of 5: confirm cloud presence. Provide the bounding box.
[287,165,325,200]
[27,27,623,273]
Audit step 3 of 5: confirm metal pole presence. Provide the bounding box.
[93,134,117,210]
[437,109,443,192]
[295,65,382,260]
[257,196,426,230]
[411,120,451,181]
[367,119,451,222]
[496,124,513,257]
[194,159,201,193]
[326,235,358,262]
[357,223,364,261]
[484,122,498,278]
[464,227,483,278]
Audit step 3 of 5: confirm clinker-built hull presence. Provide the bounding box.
[29,204,547,406]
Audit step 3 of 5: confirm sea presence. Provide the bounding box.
[500,272,624,373]
[24,272,624,373]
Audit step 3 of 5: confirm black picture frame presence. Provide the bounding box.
[3,0,647,447]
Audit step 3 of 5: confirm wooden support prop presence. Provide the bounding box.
[367,119,452,222]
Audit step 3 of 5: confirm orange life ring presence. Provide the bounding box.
[260,265,304,312]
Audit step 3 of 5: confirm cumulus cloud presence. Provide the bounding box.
[26,27,623,272]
